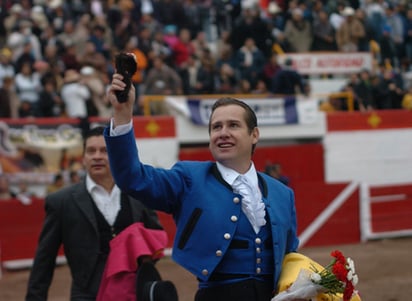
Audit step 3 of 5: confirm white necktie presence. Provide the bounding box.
[232,175,266,233]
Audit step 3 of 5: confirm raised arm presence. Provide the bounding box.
[107,73,136,128]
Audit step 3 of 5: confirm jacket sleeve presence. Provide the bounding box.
[25,194,63,301]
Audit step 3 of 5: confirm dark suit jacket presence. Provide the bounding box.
[25,180,162,301]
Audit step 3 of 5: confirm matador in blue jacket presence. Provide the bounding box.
[104,70,299,301]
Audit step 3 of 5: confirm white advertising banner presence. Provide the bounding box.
[278,52,373,75]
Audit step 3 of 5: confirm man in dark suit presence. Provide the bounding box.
[25,126,164,301]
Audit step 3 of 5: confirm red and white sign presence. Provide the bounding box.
[279,52,373,75]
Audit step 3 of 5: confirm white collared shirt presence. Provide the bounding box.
[86,175,121,226]
[216,162,266,233]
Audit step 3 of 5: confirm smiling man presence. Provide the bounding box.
[104,72,300,301]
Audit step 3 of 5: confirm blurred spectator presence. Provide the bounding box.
[401,84,412,110]
[17,18,42,62]
[213,0,241,35]
[143,56,183,114]
[80,65,111,117]
[251,79,269,94]
[271,57,304,95]
[195,54,216,94]
[154,0,187,30]
[0,76,19,118]
[363,0,386,42]
[284,8,313,53]
[372,68,403,109]
[172,28,195,94]
[69,170,82,184]
[404,7,412,64]
[383,3,404,68]
[140,13,163,38]
[215,54,238,94]
[90,16,114,58]
[78,40,107,74]
[0,174,15,200]
[0,47,15,88]
[312,9,337,51]
[137,26,154,59]
[262,52,282,90]
[162,24,179,49]
[230,5,272,56]
[235,37,266,90]
[355,7,375,52]
[150,30,173,65]
[4,4,23,36]
[56,20,77,52]
[191,31,210,60]
[60,41,81,71]
[184,54,201,94]
[30,5,50,37]
[46,172,65,194]
[37,75,64,117]
[123,37,149,115]
[336,6,365,52]
[264,163,290,186]
[47,0,70,35]
[353,69,376,111]
[182,0,202,38]
[60,69,90,118]
[14,180,33,205]
[265,2,286,33]
[14,61,41,117]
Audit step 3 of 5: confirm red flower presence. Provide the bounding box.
[332,261,348,281]
[331,250,346,264]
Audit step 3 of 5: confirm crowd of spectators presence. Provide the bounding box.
[0,0,412,119]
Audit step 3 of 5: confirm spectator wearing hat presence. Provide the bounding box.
[336,6,366,52]
[80,65,111,117]
[30,5,50,36]
[4,4,24,35]
[60,69,91,118]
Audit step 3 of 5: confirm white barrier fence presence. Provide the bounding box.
[359,182,412,242]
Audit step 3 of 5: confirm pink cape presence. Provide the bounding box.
[96,222,168,301]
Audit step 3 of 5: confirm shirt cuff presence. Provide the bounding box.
[109,118,133,136]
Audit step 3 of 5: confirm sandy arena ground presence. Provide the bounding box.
[1,237,411,301]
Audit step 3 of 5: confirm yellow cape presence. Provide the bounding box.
[277,253,361,301]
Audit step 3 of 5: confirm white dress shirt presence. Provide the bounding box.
[86,174,121,226]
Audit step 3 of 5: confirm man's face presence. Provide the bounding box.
[209,104,259,173]
[82,135,111,182]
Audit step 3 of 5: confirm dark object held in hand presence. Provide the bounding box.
[115,53,137,103]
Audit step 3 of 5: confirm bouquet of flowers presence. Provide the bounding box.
[272,250,360,301]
